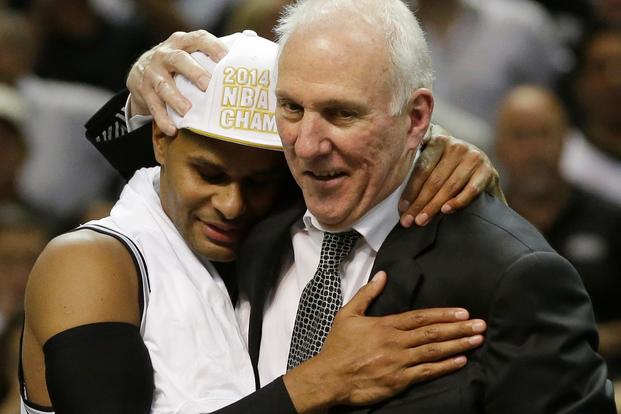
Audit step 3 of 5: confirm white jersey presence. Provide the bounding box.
[22,167,256,414]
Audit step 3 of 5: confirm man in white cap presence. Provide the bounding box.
[20,31,488,414]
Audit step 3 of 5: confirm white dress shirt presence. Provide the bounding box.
[250,165,415,386]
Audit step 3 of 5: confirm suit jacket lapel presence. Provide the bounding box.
[332,217,442,414]
[366,215,441,316]
[242,201,442,396]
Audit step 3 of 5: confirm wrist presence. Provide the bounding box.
[283,357,346,413]
[125,94,153,132]
[128,94,149,118]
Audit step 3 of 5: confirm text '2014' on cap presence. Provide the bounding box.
[168,30,282,151]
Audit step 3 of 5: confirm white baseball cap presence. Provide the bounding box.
[168,30,282,151]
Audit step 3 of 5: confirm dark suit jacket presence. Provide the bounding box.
[86,91,615,413]
[237,194,615,413]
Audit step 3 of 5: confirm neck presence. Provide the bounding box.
[506,179,571,233]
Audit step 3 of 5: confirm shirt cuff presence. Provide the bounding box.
[125,94,153,132]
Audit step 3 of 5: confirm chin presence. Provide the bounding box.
[191,239,237,263]
[308,207,351,229]
[309,190,359,218]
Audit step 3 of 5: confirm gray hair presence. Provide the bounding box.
[274,0,434,115]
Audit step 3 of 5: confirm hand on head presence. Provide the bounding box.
[127,30,228,136]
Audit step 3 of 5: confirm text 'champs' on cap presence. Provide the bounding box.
[168,30,282,150]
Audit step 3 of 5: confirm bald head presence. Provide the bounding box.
[497,86,568,136]
[495,86,569,197]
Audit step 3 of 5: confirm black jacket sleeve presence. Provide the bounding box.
[84,90,157,181]
[215,377,297,414]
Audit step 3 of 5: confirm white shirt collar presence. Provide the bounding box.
[302,155,417,252]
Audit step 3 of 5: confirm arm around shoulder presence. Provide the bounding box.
[84,90,157,181]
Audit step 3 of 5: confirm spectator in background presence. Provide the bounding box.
[0,9,119,228]
[409,0,567,153]
[561,25,621,205]
[495,85,621,386]
[0,204,49,413]
[529,0,620,60]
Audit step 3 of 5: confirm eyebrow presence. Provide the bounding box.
[188,155,286,176]
[188,156,224,170]
[277,92,367,112]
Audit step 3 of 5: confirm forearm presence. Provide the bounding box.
[84,90,157,180]
[212,377,297,414]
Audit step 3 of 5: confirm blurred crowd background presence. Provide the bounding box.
[0,0,619,412]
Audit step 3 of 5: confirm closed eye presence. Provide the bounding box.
[325,107,360,125]
[192,162,230,185]
[199,171,229,185]
[277,99,303,114]
[330,109,358,119]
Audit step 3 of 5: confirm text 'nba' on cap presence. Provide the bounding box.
[168,30,282,150]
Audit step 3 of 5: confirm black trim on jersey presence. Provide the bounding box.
[19,323,55,413]
[78,223,150,291]
[74,224,151,314]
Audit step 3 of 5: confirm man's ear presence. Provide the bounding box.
[153,122,173,166]
[405,88,434,150]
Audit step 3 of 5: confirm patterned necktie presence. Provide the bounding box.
[287,230,361,369]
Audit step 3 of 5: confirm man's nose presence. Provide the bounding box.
[213,182,246,220]
[294,112,332,160]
